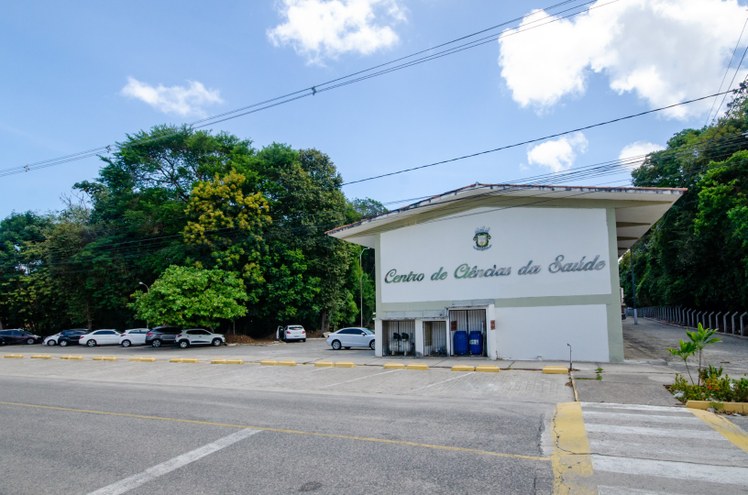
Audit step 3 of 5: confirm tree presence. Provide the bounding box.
[130,265,248,329]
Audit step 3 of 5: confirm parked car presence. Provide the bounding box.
[119,328,149,347]
[277,324,306,342]
[79,329,121,347]
[326,327,375,350]
[175,329,225,348]
[0,335,6,345]
[0,329,42,345]
[145,326,181,348]
[44,329,87,346]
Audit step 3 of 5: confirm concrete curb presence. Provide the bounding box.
[451,365,475,372]
[3,354,24,359]
[687,400,748,415]
[211,359,244,365]
[129,357,156,362]
[60,355,83,360]
[169,358,199,363]
[93,356,117,361]
[475,365,500,373]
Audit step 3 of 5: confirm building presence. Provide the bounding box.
[327,183,684,363]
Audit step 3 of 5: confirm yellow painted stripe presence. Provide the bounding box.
[260,360,278,366]
[314,361,334,367]
[31,355,53,359]
[333,362,355,368]
[543,366,568,374]
[169,358,200,363]
[689,408,748,454]
[276,360,297,367]
[0,400,549,463]
[475,366,500,373]
[129,357,157,362]
[687,400,748,415]
[451,365,475,372]
[211,359,244,365]
[383,363,406,369]
[552,402,595,495]
[3,354,24,359]
[60,355,84,360]
[92,356,118,361]
[406,364,429,371]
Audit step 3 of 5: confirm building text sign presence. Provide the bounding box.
[380,207,611,302]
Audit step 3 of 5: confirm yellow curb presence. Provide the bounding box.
[276,360,297,367]
[169,358,199,363]
[552,402,594,494]
[128,357,157,362]
[3,354,24,359]
[333,362,356,368]
[60,355,84,360]
[383,363,406,369]
[475,365,500,373]
[211,359,244,365]
[31,355,53,359]
[406,364,429,371]
[687,400,748,415]
[451,365,475,372]
[92,356,118,361]
[689,407,748,453]
[314,361,334,367]
[543,366,568,374]
[260,360,278,366]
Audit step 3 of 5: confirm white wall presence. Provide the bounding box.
[379,207,611,303]
[493,304,610,362]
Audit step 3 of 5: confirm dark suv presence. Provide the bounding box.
[0,329,42,345]
[145,326,181,347]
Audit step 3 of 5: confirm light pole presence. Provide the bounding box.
[138,282,150,328]
[359,247,370,327]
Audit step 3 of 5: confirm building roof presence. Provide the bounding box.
[328,183,685,256]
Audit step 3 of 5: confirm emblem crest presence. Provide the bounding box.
[473,226,492,251]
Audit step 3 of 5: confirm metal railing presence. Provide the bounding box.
[634,306,748,337]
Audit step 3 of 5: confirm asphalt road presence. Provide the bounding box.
[0,375,555,495]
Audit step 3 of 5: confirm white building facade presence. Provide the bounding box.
[328,184,683,363]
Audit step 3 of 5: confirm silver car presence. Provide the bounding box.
[119,328,149,347]
[326,327,375,350]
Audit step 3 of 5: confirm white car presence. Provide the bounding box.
[119,328,149,347]
[326,327,375,350]
[278,325,306,342]
[79,329,122,347]
[175,329,225,348]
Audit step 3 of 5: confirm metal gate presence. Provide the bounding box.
[449,309,486,356]
[382,320,416,356]
[423,321,448,356]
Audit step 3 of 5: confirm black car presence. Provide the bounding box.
[0,329,42,345]
[46,329,87,347]
[145,326,181,347]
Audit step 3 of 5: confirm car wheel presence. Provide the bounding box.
[86,340,96,347]
[178,340,189,349]
[26,338,36,345]
[121,340,131,348]
[47,340,56,346]
[211,338,222,347]
[59,340,68,347]
[369,340,375,350]
[302,339,306,343]
[331,340,341,350]
[152,339,162,348]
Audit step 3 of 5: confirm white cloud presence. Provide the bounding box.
[619,141,665,169]
[527,132,588,172]
[121,77,223,117]
[499,0,748,119]
[268,0,407,64]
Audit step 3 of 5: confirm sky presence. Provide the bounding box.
[2,0,747,220]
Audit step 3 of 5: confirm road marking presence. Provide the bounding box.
[689,407,748,453]
[583,411,700,424]
[412,371,473,392]
[0,400,548,462]
[87,428,260,495]
[584,423,720,439]
[319,369,401,388]
[552,402,595,495]
[591,454,748,485]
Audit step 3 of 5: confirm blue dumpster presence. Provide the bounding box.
[453,330,468,356]
[469,330,483,356]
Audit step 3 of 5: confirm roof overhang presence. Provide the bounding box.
[328,183,685,256]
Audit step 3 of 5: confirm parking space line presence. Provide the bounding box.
[319,368,402,388]
[0,400,548,462]
[412,371,474,392]
[87,428,260,495]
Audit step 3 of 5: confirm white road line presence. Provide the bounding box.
[412,371,474,392]
[584,423,720,439]
[583,411,700,424]
[591,454,748,485]
[581,403,684,413]
[87,428,260,495]
[598,485,684,495]
[319,369,402,388]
